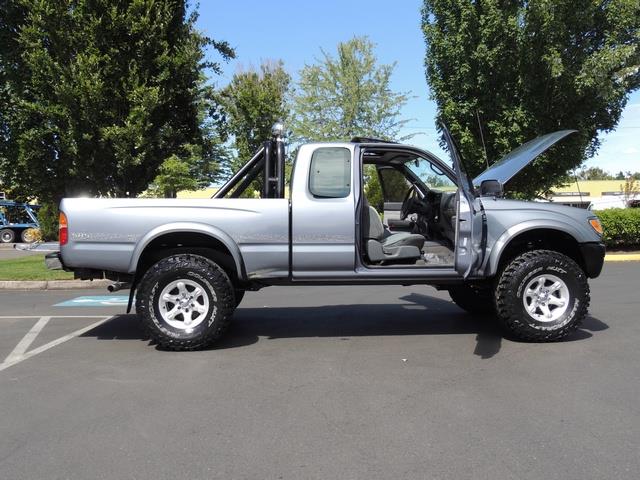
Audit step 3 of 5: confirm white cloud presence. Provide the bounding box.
[623,146,639,155]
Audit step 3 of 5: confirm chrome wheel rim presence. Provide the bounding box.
[158,279,211,330]
[523,274,570,322]
[1,231,12,243]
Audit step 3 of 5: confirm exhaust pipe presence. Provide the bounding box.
[107,282,131,293]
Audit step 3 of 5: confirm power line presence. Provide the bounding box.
[401,125,640,130]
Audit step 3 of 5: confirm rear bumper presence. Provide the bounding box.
[579,242,606,278]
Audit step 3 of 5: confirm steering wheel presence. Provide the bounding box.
[400,185,418,220]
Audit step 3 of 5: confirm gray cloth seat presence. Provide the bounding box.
[363,205,425,262]
[383,232,425,249]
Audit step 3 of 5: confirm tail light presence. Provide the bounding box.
[59,211,68,246]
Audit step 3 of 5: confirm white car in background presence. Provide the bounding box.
[588,196,632,211]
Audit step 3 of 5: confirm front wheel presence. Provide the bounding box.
[234,288,245,307]
[136,254,236,350]
[495,250,589,342]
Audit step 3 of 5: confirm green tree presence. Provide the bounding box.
[578,167,614,181]
[0,0,233,205]
[422,0,640,197]
[292,36,412,143]
[219,61,291,173]
[363,165,384,211]
[145,142,230,198]
[621,172,640,206]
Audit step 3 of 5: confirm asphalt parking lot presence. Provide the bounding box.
[0,262,638,479]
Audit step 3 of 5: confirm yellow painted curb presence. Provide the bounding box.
[604,254,640,262]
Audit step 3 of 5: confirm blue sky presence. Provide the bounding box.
[198,0,639,174]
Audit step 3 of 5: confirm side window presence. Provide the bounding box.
[379,168,410,202]
[309,147,351,198]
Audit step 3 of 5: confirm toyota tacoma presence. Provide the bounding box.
[47,124,606,349]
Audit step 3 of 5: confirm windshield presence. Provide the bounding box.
[405,156,457,192]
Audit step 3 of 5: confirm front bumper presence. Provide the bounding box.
[578,242,606,278]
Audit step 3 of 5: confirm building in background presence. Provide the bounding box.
[546,180,637,210]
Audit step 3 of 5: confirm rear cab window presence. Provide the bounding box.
[308,147,351,198]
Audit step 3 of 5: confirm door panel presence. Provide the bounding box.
[291,145,356,276]
[441,125,485,278]
[453,193,482,277]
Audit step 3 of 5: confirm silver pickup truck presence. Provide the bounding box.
[48,124,605,350]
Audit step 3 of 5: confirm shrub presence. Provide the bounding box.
[596,208,640,248]
[36,202,59,241]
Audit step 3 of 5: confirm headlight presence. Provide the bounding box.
[589,218,603,235]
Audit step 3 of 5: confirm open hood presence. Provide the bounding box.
[472,130,576,186]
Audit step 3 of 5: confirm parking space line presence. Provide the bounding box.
[4,316,51,365]
[0,315,108,319]
[0,316,113,373]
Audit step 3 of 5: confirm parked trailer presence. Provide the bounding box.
[0,200,40,243]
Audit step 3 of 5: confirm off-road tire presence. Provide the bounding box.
[234,288,245,307]
[136,254,235,350]
[448,284,495,314]
[0,228,15,243]
[495,250,589,342]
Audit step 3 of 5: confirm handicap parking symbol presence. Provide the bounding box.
[54,295,129,307]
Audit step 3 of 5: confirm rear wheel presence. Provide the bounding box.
[495,250,589,341]
[448,284,495,314]
[136,254,235,350]
[0,229,15,243]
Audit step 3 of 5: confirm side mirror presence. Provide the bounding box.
[479,179,503,198]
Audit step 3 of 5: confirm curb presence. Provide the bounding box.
[604,253,640,262]
[0,279,111,290]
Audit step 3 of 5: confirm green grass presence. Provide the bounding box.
[0,254,74,281]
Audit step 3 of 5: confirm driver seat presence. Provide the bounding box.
[363,204,425,263]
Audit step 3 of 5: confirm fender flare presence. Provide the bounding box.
[127,222,246,280]
[484,219,584,277]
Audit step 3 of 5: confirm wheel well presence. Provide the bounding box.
[135,232,241,286]
[496,229,585,274]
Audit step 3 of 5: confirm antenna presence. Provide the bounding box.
[573,169,584,206]
[476,109,489,169]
